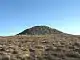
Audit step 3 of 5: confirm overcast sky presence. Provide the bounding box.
[0,0,80,36]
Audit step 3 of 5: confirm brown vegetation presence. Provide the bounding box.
[0,34,79,60]
[0,26,80,60]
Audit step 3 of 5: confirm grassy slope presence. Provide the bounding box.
[0,34,80,60]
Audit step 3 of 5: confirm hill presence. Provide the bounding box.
[18,26,63,35]
[0,26,80,60]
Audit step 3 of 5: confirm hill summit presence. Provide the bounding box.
[18,26,63,35]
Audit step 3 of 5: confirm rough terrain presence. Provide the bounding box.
[0,34,80,60]
[0,26,80,60]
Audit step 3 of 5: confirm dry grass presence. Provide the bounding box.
[0,34,80,60]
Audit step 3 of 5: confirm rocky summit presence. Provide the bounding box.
[0,26,80,60]
[18,26,63,35]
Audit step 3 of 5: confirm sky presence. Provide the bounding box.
[0,0,80,36]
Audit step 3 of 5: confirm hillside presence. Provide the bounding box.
[18,26,63,35]
[0,26,80,60]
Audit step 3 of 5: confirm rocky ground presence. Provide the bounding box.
[0,34,80,60]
